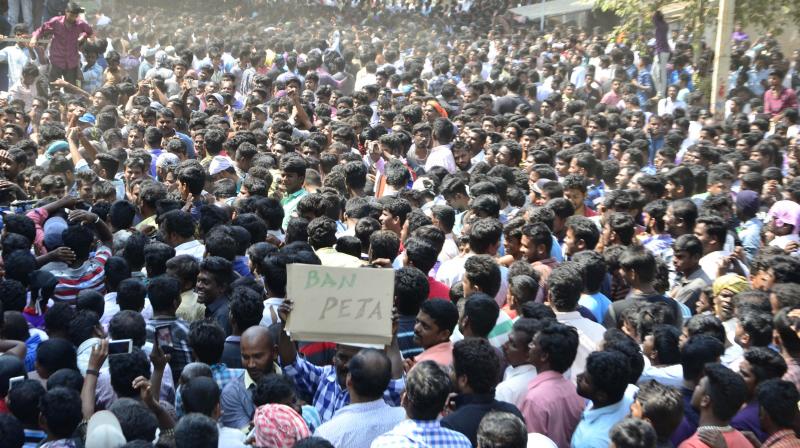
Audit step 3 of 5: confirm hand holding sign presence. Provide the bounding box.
[285,264,395,346]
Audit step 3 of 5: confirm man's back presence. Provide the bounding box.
[314,399,406,448]
[441,394,523,446]
[371,419,471,448]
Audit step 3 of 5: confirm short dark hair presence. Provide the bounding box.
[565,215,599,250]
[369,229,400,260]
[40,387,82,438]
[462,293,499,338]
[7,379,45,426]
[619,246,656,282]
[405,237,439,274]
[394,267,429,316]
[147,275,181,312]
[585,350,630,402]
[476,412,528,448]
[161,209,196,239]
[419,299,459,334]
[536,322,579,373]
[464,255,501,298]
[452,338,499,394]
[199,256,234,290]
[609,418,658,448]
[704,363,747,421]
[547,262,583,311]
[188,321,226,364]
[181,376,220,416]
[468,218,502,253]
[744,347,787,383]
[109,349,150,398]
[681,335,724,381]
[572,250,606,293]
[36,338,78,376]
[634,381,683,441]
[757,379,800,428]
[110,398,158,442]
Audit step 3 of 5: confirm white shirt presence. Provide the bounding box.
[0,46,34,86]
[556,311,605,383]
[425,144,456,174]
[218,425,247,448]
[657,97,687,116]
[438,233,459,262]
[698,250,749,281]
[175,239,206,261]
[638,356,683,388]
[314,399,406,448]
[435,253,509,306]
[495,364,537,407]
[259,297,285,327]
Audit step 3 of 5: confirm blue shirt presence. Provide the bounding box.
[571,398,631,448]
[578,292,612,323]
[737,218,763,265]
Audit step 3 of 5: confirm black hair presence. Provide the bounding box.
[188,321,226,364]
[45,368,83,393]
[108,310,146,347]
[35,338,78,376]
[419,299,459,334]
[181,376,220,416]
[463,255,501,298]
[230,286,265,332]
[609,419,658,448]
[452,338,499,394]
[738,310,774,347]
[703,363,747,421]
[463,292,500,338]
[252,374,296,407]
[681,335,724,381]
[536,322,579,373]
[634,381,684,442]
[743,347,787,383]
[147,275,181,313]
[468,218,502,254]
[39,387,82,438]
[585,350,630,402]
[7,379,45,426]
[571,250,606,293]
[650,324,682,365]
[110,398,159,443]
[547,262,583,311]
[394,267,429,316]
[161,209,196,239]
[117,278,146,312]
[686,314,726,345]
[404,237,440,274]
[369,229,400,260]
[757,379,800,428]
[565,215,600,250]
[619,246,657,283]
[144,241,175,277]
[43,303,75,338]
[109,348,150,398]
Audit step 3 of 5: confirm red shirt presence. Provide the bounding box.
[428,277,451,300]
[764,88,799,117]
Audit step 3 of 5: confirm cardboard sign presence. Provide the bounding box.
[285,264,395,345]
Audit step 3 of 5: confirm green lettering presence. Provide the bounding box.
[340,274,357,290]
[321,273,338,288]
[305,270,320,289]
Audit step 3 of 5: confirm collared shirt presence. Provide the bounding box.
[415,341,453,367]
[314,399,406,448]
[520,370,586,448]
[670,268,712,311]
[175,239,206,261]
[642,233,674,258]
[495,364,537,407]
[571,399,631,448]
[221,369,273,429]
[205,296,232,335]
[146,316,192,381]
[283,355,404,423]
[764,87,799,117]
[33,16,93,69]
[281,188,308,230]
[763,429,800,448]
[657,97,687,116]
[370,419,471,448]
[0,45,34,86]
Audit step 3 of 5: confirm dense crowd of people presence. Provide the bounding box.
[0,0,798,447]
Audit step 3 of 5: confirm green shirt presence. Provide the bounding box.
[281,188,308,230]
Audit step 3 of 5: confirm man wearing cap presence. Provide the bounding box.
[31,1,93,85]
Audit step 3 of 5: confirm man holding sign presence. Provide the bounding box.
[276,298,405,423]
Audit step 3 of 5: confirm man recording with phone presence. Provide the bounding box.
[145,276,192,384]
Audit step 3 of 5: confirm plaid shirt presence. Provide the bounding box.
[283,356,404,423]
[370,419,472,448]
[146,316,193,382]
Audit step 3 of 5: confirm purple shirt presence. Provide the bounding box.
[33,16,93,69]
[731,401,767,442]
[653,14,670,54]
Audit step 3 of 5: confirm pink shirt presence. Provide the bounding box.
[33,16,93,69]
[415,341,453,367]
[519,370,586,448]
[763,88,798,117]
[679,430,752,448]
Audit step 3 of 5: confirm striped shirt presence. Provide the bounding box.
[41,245,111,303]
